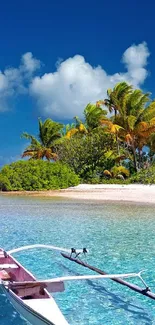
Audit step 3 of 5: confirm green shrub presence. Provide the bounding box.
[0,160,80,191]
[129,165,155,184]
[82,176,129,184]
[100,178,130,184]
[111,166,130,178]
[0,175,12,191]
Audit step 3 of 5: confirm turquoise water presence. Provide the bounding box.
[0,195,155,324]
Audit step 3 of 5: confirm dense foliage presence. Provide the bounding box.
[1,81,155,189]
[0,160,79,191]
[129,165,155,184]
[56,131,117,181]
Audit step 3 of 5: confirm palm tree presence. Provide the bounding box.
[21,118,63,160]
[84,103,107,131]
[114,90,155,171]
[65,116,87,138]
[100,82,133,155]
[60,123,76,137]
[148,132,155,162]
[104,82,133,117]
[64,103,108,138]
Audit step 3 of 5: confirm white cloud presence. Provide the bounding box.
[0,42,150,117]
[122,42,149,69]
[21,52,41,74]
[122,42,150,86]
[30,42,150,119]
[0,52,41,111]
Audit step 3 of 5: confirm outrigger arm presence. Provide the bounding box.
[8,244,87,255]
[8,271,146,290]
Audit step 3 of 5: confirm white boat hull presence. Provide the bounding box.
[1,285,69,325]
[2,286,53,325]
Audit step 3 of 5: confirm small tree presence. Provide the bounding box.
[22,118,63,160]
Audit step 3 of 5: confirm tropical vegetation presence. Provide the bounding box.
[21,118,63,160]
[0,81,155,190]
[0,161,79,191]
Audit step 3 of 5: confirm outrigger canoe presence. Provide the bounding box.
[0,244,155,325]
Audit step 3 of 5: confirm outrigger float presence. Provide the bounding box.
[0,244,155,325]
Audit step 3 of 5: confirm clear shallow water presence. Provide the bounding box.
[0,195,155,325]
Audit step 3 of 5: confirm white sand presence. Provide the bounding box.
[58,184,155,204]
[2,184,155,204]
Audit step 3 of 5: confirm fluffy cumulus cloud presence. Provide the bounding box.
[30,42,150,119]
[122,42,150,87]
[0,53,41,111]
[0,42,150,117]
[21,52,41,74]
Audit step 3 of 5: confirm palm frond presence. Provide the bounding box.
[21,118,63,161]
[141,101,155,122]
[127,115,137,130]
[84,103,107,130]
[21,150,37,159]
[65,128,78,139]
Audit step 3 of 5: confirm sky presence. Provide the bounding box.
[0,0,155,166]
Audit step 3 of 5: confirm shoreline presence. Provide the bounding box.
[1,184,155,204]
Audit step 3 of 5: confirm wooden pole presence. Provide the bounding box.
[61,252,155,300]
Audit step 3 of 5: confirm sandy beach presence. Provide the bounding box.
[1,184,155,204]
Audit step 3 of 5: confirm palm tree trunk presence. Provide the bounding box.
[116,133,120,156]
[114,109,120,155]
[138,149,142,169]
[132,146,138,172]
[114,108,117,118]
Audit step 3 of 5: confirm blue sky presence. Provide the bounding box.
[0,0,155,166]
